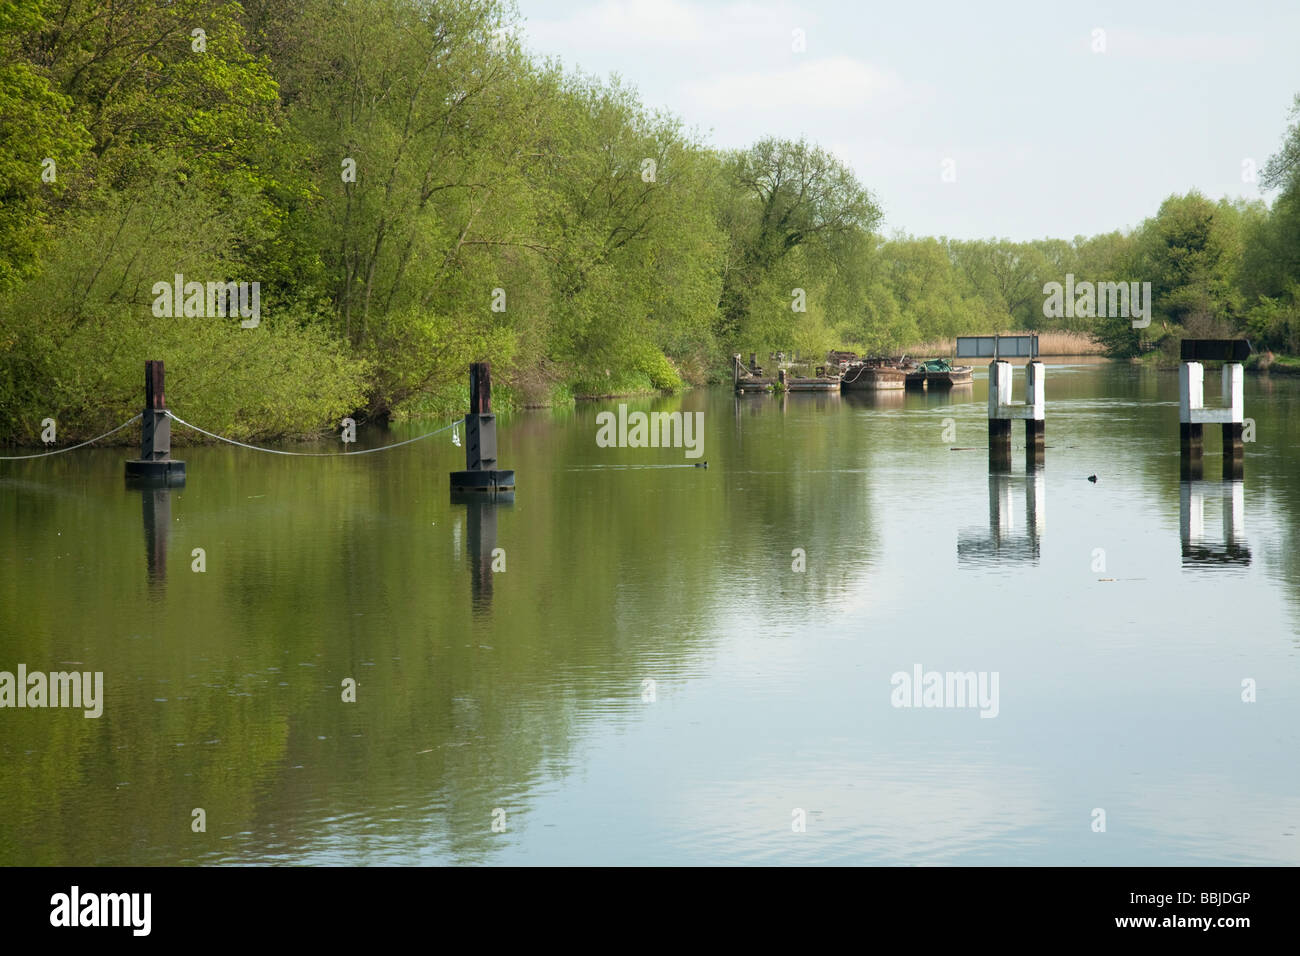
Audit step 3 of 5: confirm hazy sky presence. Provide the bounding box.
[514,0,1300,241]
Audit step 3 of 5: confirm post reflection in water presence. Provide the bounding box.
[138,486,171,591]
[958,471,1045,567]
[452,491,513,613]
[1180,480,1249,567]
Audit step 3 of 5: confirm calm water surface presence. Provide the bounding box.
[2,361,1299,864]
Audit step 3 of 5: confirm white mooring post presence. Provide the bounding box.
[1179,340,1248,479]
[988,359,1045,471]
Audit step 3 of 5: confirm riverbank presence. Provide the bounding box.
[1139,350,1300,375]
[1249,353,1300,375]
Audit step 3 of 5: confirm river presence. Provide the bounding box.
[2,360,1298,864]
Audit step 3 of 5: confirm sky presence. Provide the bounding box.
[513,0,1300,241]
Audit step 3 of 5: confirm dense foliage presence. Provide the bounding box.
[2,0,1299,442]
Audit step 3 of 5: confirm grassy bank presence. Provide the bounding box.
[1248,353,1300,375]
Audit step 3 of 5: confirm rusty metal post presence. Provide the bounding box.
[140,360,170,461]
[451,362,514,497]
[126,360,185,486]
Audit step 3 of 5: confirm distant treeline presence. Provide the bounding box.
[2,0,1299,442]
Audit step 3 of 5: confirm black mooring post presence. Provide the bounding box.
[988,418,1012,472]
[450,361,514,497]
[1025,418,1045,469]
[126,360,185,486]
[1222,422,1244,480]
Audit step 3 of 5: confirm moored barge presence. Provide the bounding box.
[841,358,907,390]
[904,358,974,389]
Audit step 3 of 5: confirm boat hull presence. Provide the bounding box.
[926,368,973,388]
[903,365,974,389]
[841,366,907,390]
[787,378,841,392]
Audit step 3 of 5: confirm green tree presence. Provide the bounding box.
[717,138,881,350]
[1139,192,1244,330]
[1240,94,1300,353]
[0,0,91,293]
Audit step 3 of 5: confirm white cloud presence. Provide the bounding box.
[683,56,903,112]
[525,0,819,60]
[527,0,704,48]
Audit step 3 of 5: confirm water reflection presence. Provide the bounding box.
[782,391,840,412]
[138,486,171,592]
[452,492,513,613]
[841,389,905,409]
[5,364,1300,866]
[958,472,1045,567]
[1180,480,1249,568]
[917,383,973,408]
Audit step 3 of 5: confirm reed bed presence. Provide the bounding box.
[898,330,1103,357]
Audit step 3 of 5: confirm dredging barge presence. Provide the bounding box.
[840,357,907,391]
[733,354,841,392]
[904,358,974,389]
[731,351,971,394]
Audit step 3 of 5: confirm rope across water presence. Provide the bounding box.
[164,411,461,456]
[0,411,462,460]
[0,414,142,460]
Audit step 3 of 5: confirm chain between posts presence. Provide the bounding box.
[0,412,462,460]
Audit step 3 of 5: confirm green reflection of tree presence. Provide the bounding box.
[0,395,880,863]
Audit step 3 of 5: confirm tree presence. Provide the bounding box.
[0,0,91,293]
[717,138,881,348]
[947,239,1052,329]
[1261,93,1300,193]
[1139,192,1244,330]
